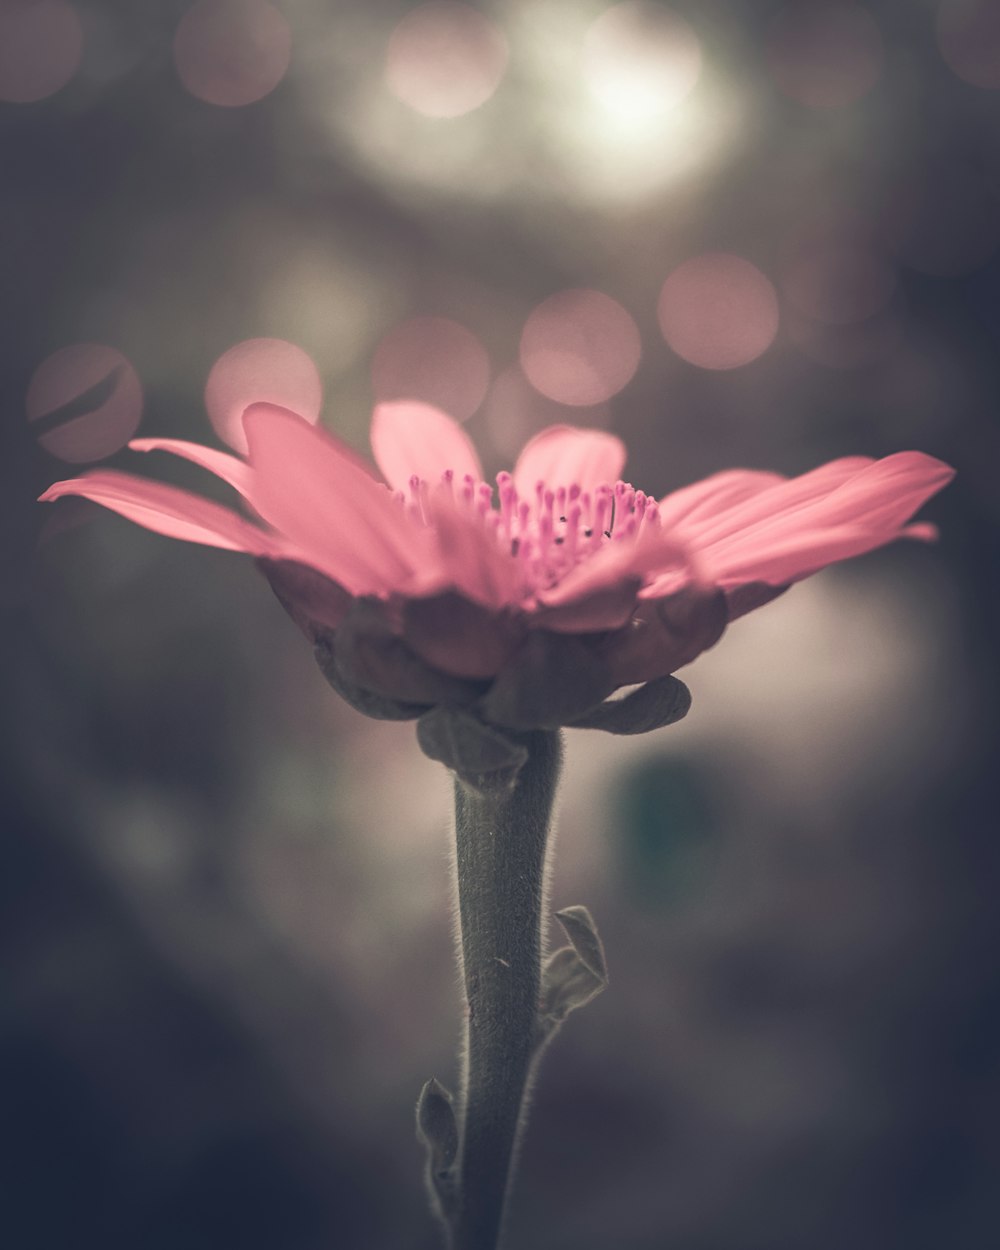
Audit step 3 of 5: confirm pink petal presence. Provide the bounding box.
[370,400,482,492]
[679,456,875,546]
[539,528,691,609]
[657,468,784,530]
[698,452,954,585]
[39,469,283,556]
[702,524,915,587]
[427,498,522,609]
[779,452,954,533]
[129,437,254,497]
[243,403,436,595]
[901,521,938,541]
[512,425,626,498]
[531,580,641,632]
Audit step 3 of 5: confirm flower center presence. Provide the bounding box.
[394,468,661,592]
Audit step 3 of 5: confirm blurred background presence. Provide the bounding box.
[2,1,998,1247]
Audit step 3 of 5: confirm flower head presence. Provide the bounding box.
[40,400,953,734]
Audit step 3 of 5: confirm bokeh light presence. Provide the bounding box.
[766,3,883,110]
[205,338,322,453]
[937,0,1000,90]
[781,240,896,325]
[882,158,999,277]
[173,0,292,108]
[519,289,641,406]
[658,253,779,370]
[26,344,142,463]
[0,0,83,104]
[385,2,508,119]
[582,2,702,125]
[371,316,490,421]
[482,365,613,463]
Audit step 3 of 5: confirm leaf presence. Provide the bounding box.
[568,675,692,735]
[416,1077,459,1170]
[536,905,609,1049]
[416,1078,459,1222]
[553,904,608,981]
[539,947,606,1021]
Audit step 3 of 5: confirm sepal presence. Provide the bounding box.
[314,639,431,721]
[257,558,351,641]
[568,675,691,734]
[335,599,486,707]
[417,706,529,794]
[479,631,616,730]
[402,591,525,678]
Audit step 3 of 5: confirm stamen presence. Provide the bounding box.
[408,473,429,524]
[591,488,612,548]
[564,503,582,560]
[538,511,554,554]
[579,490,592,529]
[497,471,517,536]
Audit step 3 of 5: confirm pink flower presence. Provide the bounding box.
[40,400,954,730]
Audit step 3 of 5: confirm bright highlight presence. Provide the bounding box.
[385,2,508,118]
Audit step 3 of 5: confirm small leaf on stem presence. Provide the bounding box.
[553,905,608,981]
[537,905,609,1049]
[416,1077,459,1224]
[417,1077,459,1170]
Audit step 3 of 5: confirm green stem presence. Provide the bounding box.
[451,729,562,1250]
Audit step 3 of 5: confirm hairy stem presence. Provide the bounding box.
[451,729,562,1250]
